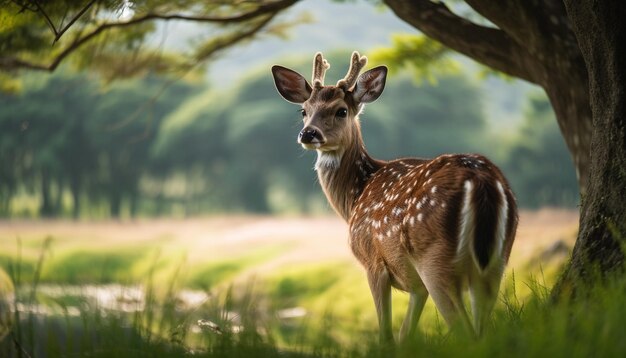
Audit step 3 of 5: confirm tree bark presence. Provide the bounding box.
[553,0,626,296]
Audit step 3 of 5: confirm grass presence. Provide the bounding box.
[3,266,626,358]
[1,213,623,357]
[2,249,626,358]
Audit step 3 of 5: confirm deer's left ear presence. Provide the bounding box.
[352,66,387,103]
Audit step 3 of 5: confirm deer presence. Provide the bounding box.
[271,51,518,343]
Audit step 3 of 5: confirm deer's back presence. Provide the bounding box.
[348,153,517,292]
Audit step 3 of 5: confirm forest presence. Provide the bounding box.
[0,57,578,218]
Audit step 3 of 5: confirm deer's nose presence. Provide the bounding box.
[298,128,319,144]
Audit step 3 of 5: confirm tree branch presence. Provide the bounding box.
[32,0,58,37]
[383,0,538,84]
[464,0,578,60]
[54,0,97,44]
[0,0,298,72]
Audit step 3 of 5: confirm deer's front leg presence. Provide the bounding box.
[367,267,393,344]
[399,283,429,342]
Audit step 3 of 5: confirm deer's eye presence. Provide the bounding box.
[299,109,307,117]
[336,108,348,118]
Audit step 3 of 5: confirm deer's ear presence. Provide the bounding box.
[271,65,312,104]
[352,66,387,103]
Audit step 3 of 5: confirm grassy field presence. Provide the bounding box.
[4,209,623,357]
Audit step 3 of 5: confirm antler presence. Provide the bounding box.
[312,52,330,90]
[336,51,367,90]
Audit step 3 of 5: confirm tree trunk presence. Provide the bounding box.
[70,176,81,219]
[39,168,54,217]
[553,0,626,296]
[110,192,122,218]
[542,69,592,189]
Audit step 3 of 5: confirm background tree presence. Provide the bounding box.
[504,94,578,208]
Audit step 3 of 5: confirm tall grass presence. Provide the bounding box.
[1,238,626,357]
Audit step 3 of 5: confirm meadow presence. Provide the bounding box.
[3,209,619,358]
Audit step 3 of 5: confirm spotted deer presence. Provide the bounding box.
[271,52,518,342]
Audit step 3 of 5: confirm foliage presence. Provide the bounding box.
[370,34,459,84]
[0,0,299,91]
[503,94,579,208]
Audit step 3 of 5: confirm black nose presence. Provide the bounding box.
[299,128,318,144]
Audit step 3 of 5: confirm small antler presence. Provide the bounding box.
[336,51,367,90]
[312,52,330,90]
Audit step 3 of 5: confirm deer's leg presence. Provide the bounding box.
[469,267,504,336]
[399,281,428,342]
[367,268,393,344]
[419,272,474,336]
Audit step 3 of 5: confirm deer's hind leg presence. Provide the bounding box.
[417,265,474,336]
[468,264,504,336]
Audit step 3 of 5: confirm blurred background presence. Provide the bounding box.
[0,0,581,356]
[0,1,579,218]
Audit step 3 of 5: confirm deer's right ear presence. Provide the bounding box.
[271,65,312,104]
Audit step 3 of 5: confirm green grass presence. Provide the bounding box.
[2,240,626,357]
[4,273,626,357]
[186,244,290,290]
[41,249,146,284]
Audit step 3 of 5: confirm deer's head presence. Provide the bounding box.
[271,52,387,157]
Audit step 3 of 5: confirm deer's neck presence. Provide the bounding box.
[315,137,382,222]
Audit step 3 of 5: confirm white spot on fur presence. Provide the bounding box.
[409,216,415,226]
[430,199,436,206]
[417,213,424,222]
[431,186,437,194]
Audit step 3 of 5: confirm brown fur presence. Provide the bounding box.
[272,52,519,340]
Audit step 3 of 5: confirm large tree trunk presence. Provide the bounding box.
[553,1,626,295]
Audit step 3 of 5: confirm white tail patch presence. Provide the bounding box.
[456,180,475,261]
[495,181,508,260]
